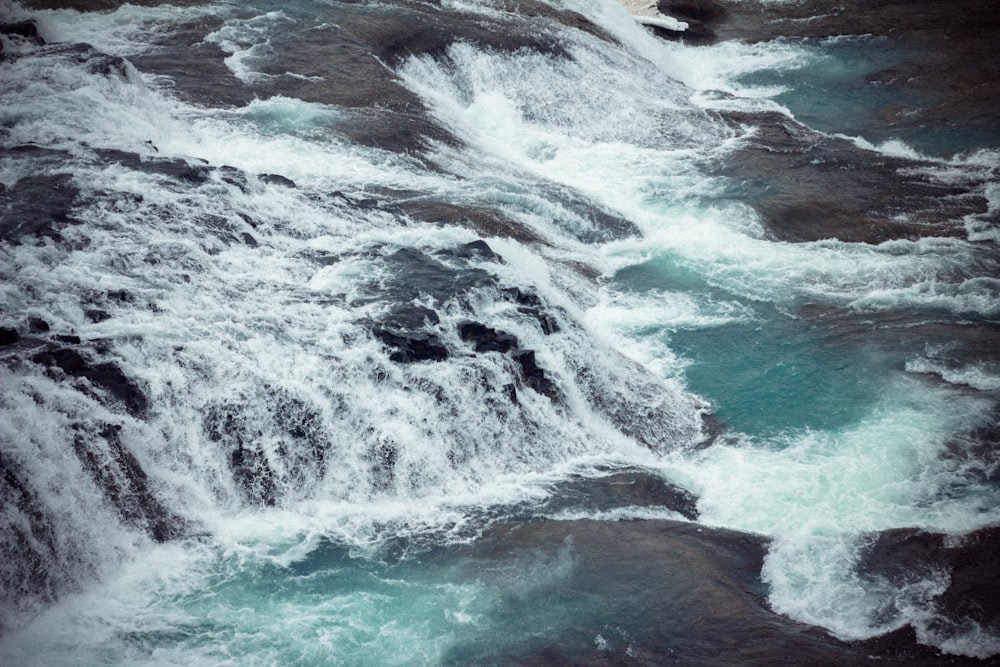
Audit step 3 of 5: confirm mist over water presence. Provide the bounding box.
[2,0,999,663]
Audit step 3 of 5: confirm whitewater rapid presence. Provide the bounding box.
[2,0,999,663]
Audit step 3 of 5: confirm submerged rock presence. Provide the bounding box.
[540,467,700,520]
[444,519,959,665]
[71,423,184,542]
[709,0,1000,157]
[858,524,1000,646]
[0,20,45,45]
[203,387,330,507]
[709,110,984,243]
[0,450,63,630]
[0,173,80,243]
[30,346,150,418]
[372,324,450,363]
[0,327,19,345]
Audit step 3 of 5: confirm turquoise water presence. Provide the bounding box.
[737,36,998,156]
[610,258,886,437]
[668,310,881,437]
[2,0,999,663]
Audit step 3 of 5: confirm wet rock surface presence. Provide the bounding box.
[71,423,184,542]
[0,450,63,627]
[539,467,700,520]
[444,519,983,666]
[0,173,81,244]
[51,0,614,157]
[30,346,150,418]
[859,524,1000,651]
[647,0,1000,244]
[707,111,987,244]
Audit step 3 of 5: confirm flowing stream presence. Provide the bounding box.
[2,0,998,664]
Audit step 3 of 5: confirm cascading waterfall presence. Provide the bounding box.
[2,0,998,664]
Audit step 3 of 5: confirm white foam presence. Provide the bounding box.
[841,134,928,161]
[658,374,1000,641]
[635,15,688,32]
[204,11,291,83]
[26,2,215,57]
[4,0,999,659]
[906,357,1000,391]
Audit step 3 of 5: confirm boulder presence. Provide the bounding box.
[0,173,80,243]
[858,525,1000,638]
[30,346,150,418]
[0,20,45,44]
[457,321,519,354]
[260,173,297,188]
[656,0,727,21]
[373,325,449,363]
[0,327,18,346]
[71,423,184,542]
[513,349,559,398]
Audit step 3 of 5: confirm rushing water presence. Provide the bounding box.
[2,0,999,664]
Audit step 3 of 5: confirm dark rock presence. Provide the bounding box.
[457,321,519,354]
[516,306,560,335]
[94,149,211,185]
[0,173,80,243]
[218,165,251,193]
[0,20,45,44]
[54,334,82,344]
[71,423,184,542]
[373,325,449,363]
[30,346,149,418]
[87,361,150,417]
[709,110,983,243]
[381,304,441,331]
[441,239,505,264]
[174,0,611,156]
[542,468,700,520]
[0,327,19,345]
[647,0,724,44]
[260,173,297,188]
[381,247,496,304]
[20,0,209,9]
[444,519,930,666]
[512,349,559,398]
[83,52,132,79]
[85,309,112,323]
[27,316,49,333]
[128,19,255,108]
[105,289,133,303]
[707,0,1000,158]
[858,525,1000,640]
[672,18,717,44]
[399,199,546,244]
[31,347,86,373]
[329,191,382,210]
[657,0,727,21]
